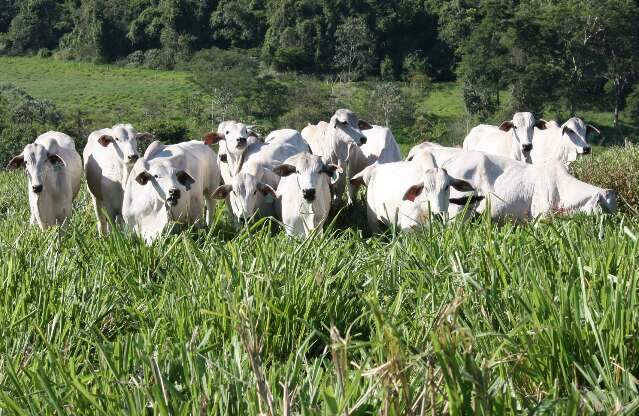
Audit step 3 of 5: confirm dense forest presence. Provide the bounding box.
[1,0,639,138]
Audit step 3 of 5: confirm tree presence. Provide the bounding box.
[370,82,403,128]
[210,0,266,48]
[6,0,63,54]
[333,17,375,82]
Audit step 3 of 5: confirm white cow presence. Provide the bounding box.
[7,131,82,230]
[84,124,154,235]
[209,129,309,225]
[463,112,547,162]
[442,151,616,222]
[407,142,461,166]
[301,109,372,208]
[360,125,402,164]
[272,153,341,237]
[122,140,221,243]
[211,121,262,184]
[530,117,599,165]
[350,154,477,233]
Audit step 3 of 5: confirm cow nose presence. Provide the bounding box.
[32,184,43,194]
[302,188,316,201]
[128,155,139,163]
[237,137,247,146]
[359,136,367,144]
[522,144,532,152]
[582,146,591,155]
[238,218,247,225]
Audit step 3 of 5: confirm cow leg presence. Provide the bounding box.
[205,193,216,226]
[92,197,108,236]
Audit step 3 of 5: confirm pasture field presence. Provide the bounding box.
[1,168,639,414]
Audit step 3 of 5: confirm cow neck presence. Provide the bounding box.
[227,147,248,177]
[32,187,55,228]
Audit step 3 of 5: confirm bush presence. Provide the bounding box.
[141,119,190,145]
[571,146,639,213]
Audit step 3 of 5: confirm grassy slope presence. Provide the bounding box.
[0,172,638,414]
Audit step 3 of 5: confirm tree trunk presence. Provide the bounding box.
[613,79,621,129]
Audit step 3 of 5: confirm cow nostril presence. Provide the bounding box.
[522,144,532,152]
[32,185,43,193]
[583,147,591,155]
[168,189,180,198]
[128,155,139,162]
[360,136,367,144]
[302,188,316,201]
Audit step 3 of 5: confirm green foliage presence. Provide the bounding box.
[5,0,63,54]
[333,16,375,81]
[141,118,190,144]
[1,170,639,413]
[572,146,639,214]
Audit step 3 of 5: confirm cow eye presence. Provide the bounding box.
[226,131,229,135]
[154,174,159,178]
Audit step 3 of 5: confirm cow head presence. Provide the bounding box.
[7,143,65,194]
[98,124,153,166]
[274,153,341,203]
[212,172,276,226]
[402,168,480,220]
[560,117,598,159]
[330,109,372,146]
[498,112,547,154]
[203,122,255,156]
[134,160,195,218]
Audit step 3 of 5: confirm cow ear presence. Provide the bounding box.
[498,121,514,132]
[586,124,600,135]
[449,195,484,205]
[535,119,548,130]
[219,154,228,163]
[273,164,296,177]
[98,135,114,147]
[322,163,342,176]
[358,120,373,130]
[403,184,424,202]
[47,154,65,167]
[257,182,276,198]
[135,171,153,185]
[212,184,232,199]
[450,178,474,192]
[136,132,155,141]
[176,170,195,189]
[203,132,224,145]
[6,154,25,170]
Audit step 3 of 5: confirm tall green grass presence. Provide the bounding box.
[1,170,638,414]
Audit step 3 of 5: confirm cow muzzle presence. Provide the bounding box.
[582,146,591,155]
[522,144,532,152]
[128,154,139,163]
[32,184,43,194]
[359,136,367,145]
[167,188,181,206]
[236,137,247,148]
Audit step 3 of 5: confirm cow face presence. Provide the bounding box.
[135,162,195,218]
[212,173,275,225]
[499,112,546,154]
[7,143,64,194]
[403,168,479,219]
[98,125,153,166]
[274,154,341,203]
[203,122,253,156]
[330,109,372,146]
[561,117,598,157]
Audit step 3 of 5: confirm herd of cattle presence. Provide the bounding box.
[5,109,617,243]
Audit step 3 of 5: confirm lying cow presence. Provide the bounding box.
[84,124,154,235]
[463,112,547,162]
[272,153,341,237]
[530,117,599,165]
[302,109,372,208]
[122,140,221,243]
[7,131,82,230]
[443,150,616,222]
[360,125,402,165]
[350,154,477,233]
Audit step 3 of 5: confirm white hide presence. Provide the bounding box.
[273,153,340,237]
[360,125,402,164]
[301,109,372,208]
[463,112,545,162]
[212,121,262,184]
[530,117,598,165]
[442,151,617,222]
[7,131,82,230]
[122,140,221,243]
[407,142,461,166]
[350,153,476,233]
[84,124,154,235]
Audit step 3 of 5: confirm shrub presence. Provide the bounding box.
[571,146,639,213]
[141,119,190,145]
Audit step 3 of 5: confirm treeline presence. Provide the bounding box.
[1,0,639,132]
